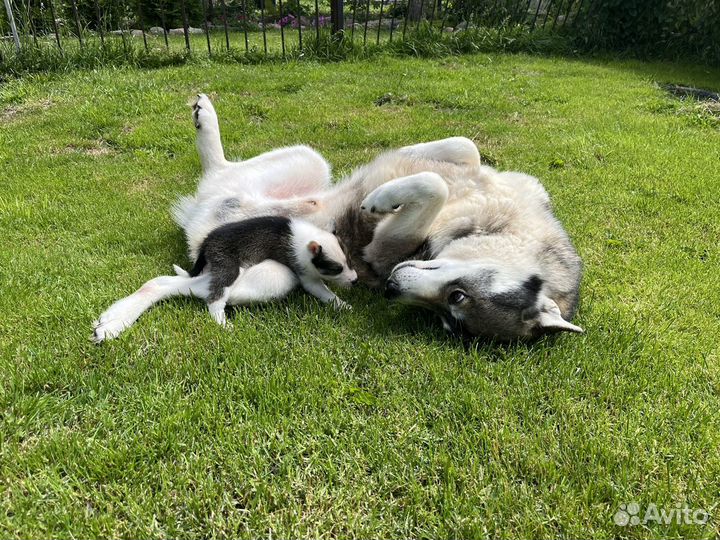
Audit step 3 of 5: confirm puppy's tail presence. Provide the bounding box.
[173,264,190,277]
[188,249,208,277]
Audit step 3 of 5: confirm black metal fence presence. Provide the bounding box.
[1,0,589,57]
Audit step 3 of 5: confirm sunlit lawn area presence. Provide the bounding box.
[1,53,719,538]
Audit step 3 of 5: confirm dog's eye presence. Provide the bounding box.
[448,290,466,305]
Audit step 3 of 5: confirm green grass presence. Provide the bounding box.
[1,53,719,539]
[0,30,301,79]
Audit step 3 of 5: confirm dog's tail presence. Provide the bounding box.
[188,250,208,277]
[170,195,197,229]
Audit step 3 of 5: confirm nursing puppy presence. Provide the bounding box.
[92,216,355,342]
[178,216,357,326]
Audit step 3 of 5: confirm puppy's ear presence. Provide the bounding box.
[308,241,322,256]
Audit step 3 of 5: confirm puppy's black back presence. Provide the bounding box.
[193,216,296,302]
[199,215,296,270]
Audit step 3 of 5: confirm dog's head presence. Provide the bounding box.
[385,259,582,340]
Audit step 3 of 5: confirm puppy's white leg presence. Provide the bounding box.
[299,278,351,310]
[400,137,481,168]
[193,94,228,173]
[208,295,230,327]
[361,172,449,277]
[225,260,299,305]
[92,274,210,343]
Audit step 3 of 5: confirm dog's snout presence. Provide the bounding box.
[351,277,359,285]
[384,279,402,299]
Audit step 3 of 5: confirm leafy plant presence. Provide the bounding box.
[572,0,720,65]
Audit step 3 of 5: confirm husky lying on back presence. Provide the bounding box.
[92,94,582,342]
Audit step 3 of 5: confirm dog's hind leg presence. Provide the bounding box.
[399,137,481,168]
[192,94,330,195]
[225,260,299,305]
[201,145,331,199]
[193,94,228,173]
[92,274,210,343]
[360,172,449,276]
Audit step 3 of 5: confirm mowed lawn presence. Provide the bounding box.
[1,53,719,539]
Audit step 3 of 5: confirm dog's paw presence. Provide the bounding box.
[173,264,190,277]
[90,295,145,344]
[192,93,217,130]
[91,316,128,344]
[360,186,404,215]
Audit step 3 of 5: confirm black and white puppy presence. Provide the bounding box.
[175,215,357,326]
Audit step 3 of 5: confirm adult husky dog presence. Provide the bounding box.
[92,94,582,342]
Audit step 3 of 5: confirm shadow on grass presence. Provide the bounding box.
[123,237,574,362]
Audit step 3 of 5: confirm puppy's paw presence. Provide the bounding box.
[173,264,190,277]
[208,300,231,328]
[332,298,352,311]
[360,186,404,215]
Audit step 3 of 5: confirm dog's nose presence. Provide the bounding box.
[351,277,359,285]
[384,279,402,299]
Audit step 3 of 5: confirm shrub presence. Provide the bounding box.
[572,0,720,65]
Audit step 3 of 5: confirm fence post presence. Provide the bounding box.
[330,0,344,34]
[48,0,63,51]
[181,0,191,51]
[3,0,21,51]
[70,0,83,46]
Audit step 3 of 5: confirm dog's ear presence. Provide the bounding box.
[308,241,322,256]
[528,297,583,335]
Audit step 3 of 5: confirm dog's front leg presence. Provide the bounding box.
[299,278,351,310]
[360,172,449,277]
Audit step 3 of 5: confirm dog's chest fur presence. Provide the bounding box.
[333,204,382,286]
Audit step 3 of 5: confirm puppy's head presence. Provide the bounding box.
[386,258,582,340]
[305,232,357,288]
[291,220,356,286]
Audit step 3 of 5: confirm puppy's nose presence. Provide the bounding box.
[384,279,402,299]
[351,278,359,285]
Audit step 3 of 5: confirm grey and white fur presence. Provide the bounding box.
[93,94,583,342]
[179,216,356,326]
